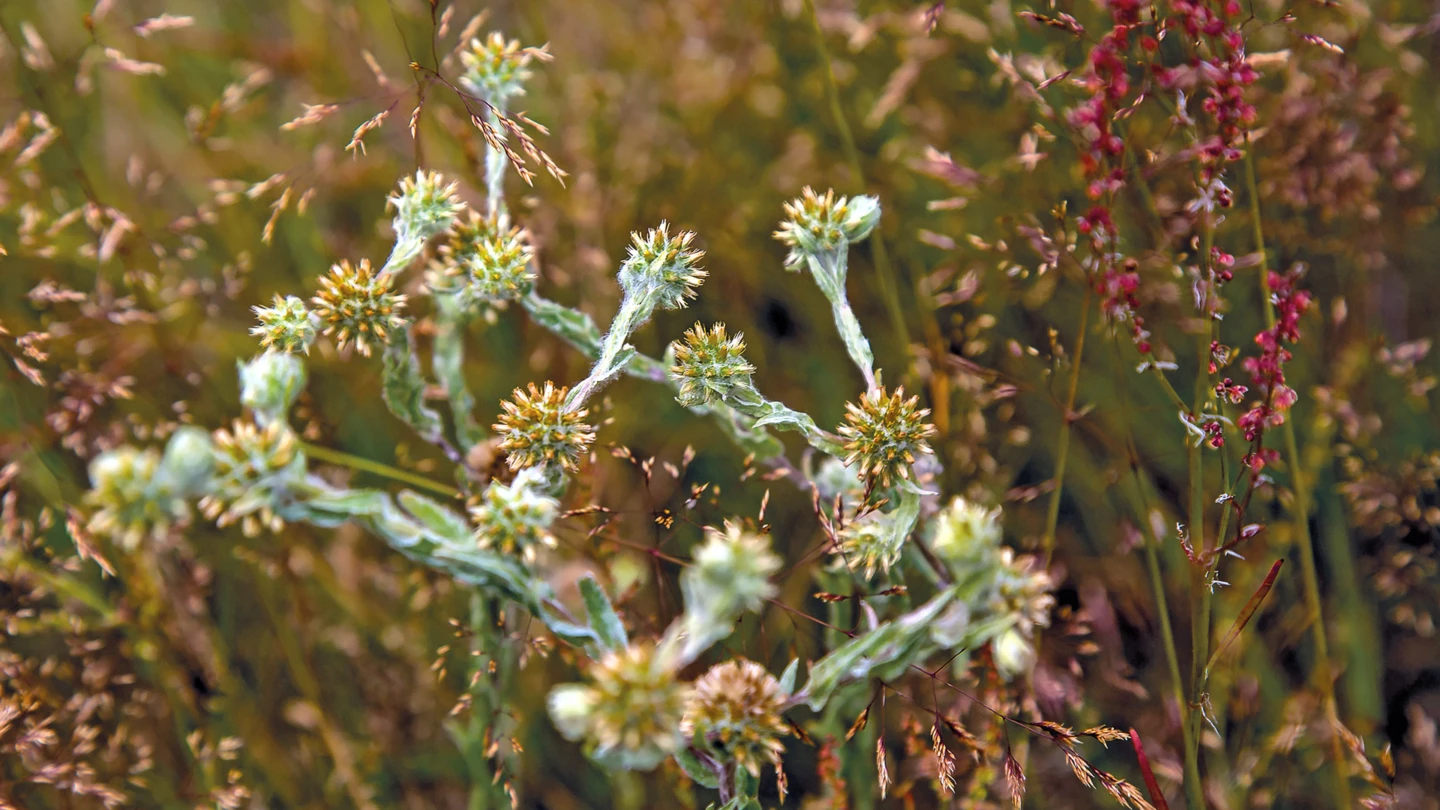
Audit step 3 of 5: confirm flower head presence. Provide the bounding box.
[679,521,781,660]
[774,187,881,269]
[199,419,306,537]
[547,642,689,770]
[990,548,1055,638]
[617,223,706,311]
[432,212,535,307]
[470,468,559,562]
[311,259,407,357]
[837,509,907,579]
[85,446,187,550]
[838,386,935,488]
[459,32,549,103]
[251,295,315,355]
[668,322,755,408]
[388,170,464,244]
[930,496,1002,567]
[494,382,595,473]
[682,660,789,777]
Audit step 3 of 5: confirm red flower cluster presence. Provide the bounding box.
[1237,268,1312,466]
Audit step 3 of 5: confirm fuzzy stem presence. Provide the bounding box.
[1041,284,1093,568]
[1245,149,1350,809]
[806,249,877,391]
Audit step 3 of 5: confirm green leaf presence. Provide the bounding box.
[675,747,720,789]
[397,489,471,545]
[382,326,446,445]
[578,574,628,653]
[778,657,800,695]
[796,586,958,712]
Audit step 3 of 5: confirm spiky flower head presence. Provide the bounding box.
[668,322,755,408]
[617,223,706,311]
[470,468,559,562]
[682,659,789,777]
[838,385,935,488]
[931,496,1002,568]
[387,170,464,244]
[251,295,315,355]
[311,259,407,357]
[199,419,306,537]
[85,447,187,550]
[432,212,536,307]
[547,642,689,770]
[459,32,549,103]
[837,509,907,579]
[494,382,595,473]
[774,187,881,270]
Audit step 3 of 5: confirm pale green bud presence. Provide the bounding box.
[251,295,316,354]
[470,468,559,563]
[159,426,215,496]
[992,627,1035,681]
[239,351,307,425]
[388,170,464,245]
[678,522,780,661]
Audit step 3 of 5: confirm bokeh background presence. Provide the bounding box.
[2,0,1438,808]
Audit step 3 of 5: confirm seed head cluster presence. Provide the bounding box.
[311,259,407,357]
[84,446,187,549]
[669,322,755,408]
[494,382,595,473]
[838,386,935,488]
[681,659,789,777]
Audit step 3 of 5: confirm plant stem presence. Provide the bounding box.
[1245,149,1350,808]
[803,0,910,359]
[1112,337,1195,802]
[1184,223,1216,810]
[301,441,460,498]
[1041,285,1093,567]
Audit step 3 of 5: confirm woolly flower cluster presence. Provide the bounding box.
[469,468,558,562]
[387,170,464,247]
[838,385,936,488]
[682,659,789,777]
[928,497,1055,680]
[250,295,315,355]
[493,381,596,473]
[311,259,407,357]
[459,32,549,103]
[430,211,535,308]
[679,522,782,660]
[548,642,689,770]
[199,419,306,537]
[773,186,880,269]
[668,322,755,408]
[84,427,214,550]
[617,223,706,311]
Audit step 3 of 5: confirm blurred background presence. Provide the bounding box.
[2,0,1438,807]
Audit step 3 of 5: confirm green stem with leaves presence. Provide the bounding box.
[1041,284,1093,567]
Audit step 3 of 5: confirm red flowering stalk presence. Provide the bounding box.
[1236,267,1312,468]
